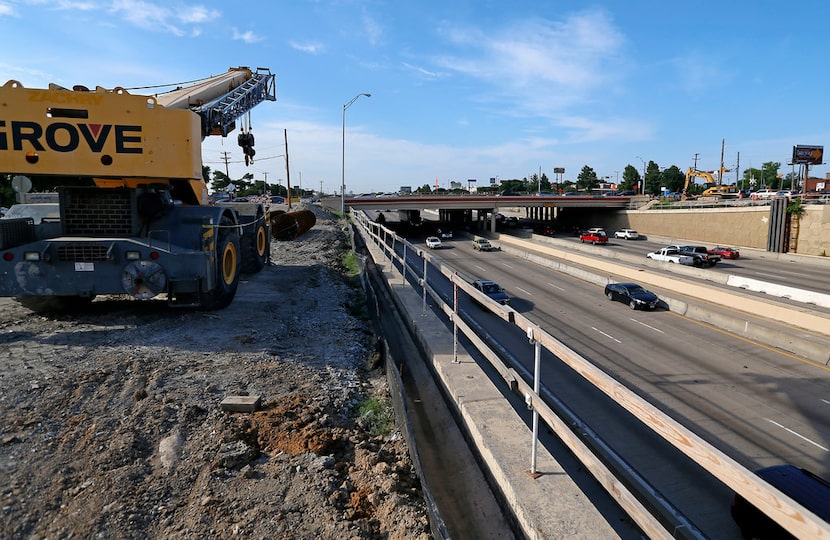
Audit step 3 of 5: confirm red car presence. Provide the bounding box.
[579,230,608,244]
[708,246,740,259]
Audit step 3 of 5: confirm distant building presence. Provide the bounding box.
[805,175,829,193]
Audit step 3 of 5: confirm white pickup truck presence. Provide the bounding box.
[646,247,695,265]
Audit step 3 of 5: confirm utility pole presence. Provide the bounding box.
[284,129,291,209]
[221,152,232,178]
[736,153,741,186]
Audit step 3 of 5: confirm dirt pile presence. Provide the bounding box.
[0,204,431,539]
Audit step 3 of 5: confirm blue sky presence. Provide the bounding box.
[3,1,830,194]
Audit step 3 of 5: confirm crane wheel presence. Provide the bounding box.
[201,214,240,310]
[241,216,269,274]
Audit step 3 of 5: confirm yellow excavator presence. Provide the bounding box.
[0,67,276,310]
[682,167,736,200]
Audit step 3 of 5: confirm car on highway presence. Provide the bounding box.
[604,282,659,310]
[646,247,696,265]
[535,225,556,236]
[731,464,830,540]
[472,238,498,251]
[750,188,778,200]
[580,229,608,244]
[708,246,740,259]
[472,279,510,305]
[425,236,442,249]
[614,228,639,240]
[676,245,721,267]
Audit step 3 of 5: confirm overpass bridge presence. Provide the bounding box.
[342,194,637,231]
[343,194,634,212]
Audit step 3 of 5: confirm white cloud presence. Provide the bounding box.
[232,28,264,44]
[105,0,219,36]
[290,41,325,54]
[401,62,445,80]
[436,10,625,98]
[362,11,382,46]
[0,3,15,16]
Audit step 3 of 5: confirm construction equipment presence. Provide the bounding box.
[682,168,716,199]
[701,184,739,199]
[0,66,276,310]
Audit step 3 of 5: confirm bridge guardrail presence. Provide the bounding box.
[352,209,830,540]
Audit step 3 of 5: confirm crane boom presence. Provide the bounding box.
[155,67,276,137]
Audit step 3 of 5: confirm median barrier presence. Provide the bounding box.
[493,233,830,365]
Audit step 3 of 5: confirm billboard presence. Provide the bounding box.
[792,145,824,165]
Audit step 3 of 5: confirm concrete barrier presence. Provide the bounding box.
[726,275,830,308]
[493,233,830,365]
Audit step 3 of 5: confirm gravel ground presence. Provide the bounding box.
[0,204,431,539]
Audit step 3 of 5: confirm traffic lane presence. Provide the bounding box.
[532,233,830,317]
[440,253,744,536]
[436,241,830,478]
[561,233,830,296]
[442,248,830,536]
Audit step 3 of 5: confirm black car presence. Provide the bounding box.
[604,282,659,310]
[731,464,830,539]
[472,279,510,305]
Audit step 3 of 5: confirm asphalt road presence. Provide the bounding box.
[408,232,830,539]
[574,231,830,297]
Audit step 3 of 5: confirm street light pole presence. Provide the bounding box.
[636,155,646,194]
[341,93,371,214]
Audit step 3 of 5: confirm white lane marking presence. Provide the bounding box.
[592,327,621,343]
[765,418,829,452]
[501,262,514,269]
[756,268,812,277]
[630,318,665,333]
[547,282,565,291]
[515,286,531,296]
[822,399,830,406]
[475,265,488,272]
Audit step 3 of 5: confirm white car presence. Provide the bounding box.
[750,189,778,200]
[425,236,442,249]
[614,229,639,240]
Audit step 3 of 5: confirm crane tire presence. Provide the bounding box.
[201,214,241,310]
[241,217,269,274]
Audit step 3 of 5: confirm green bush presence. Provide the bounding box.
[357,395,394,437]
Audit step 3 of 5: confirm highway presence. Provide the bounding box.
[576,231,830,297]
[395,226,830,538]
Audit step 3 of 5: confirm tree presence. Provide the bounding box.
[576,165,599,192]
[621,165,641,192]
[660,165,685,193]
[743,161,782,190]
[644,161,661,196]
[762,161,782,189]
[500,178,526,194]
[415,184,432,194]
[210,170,232,193]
